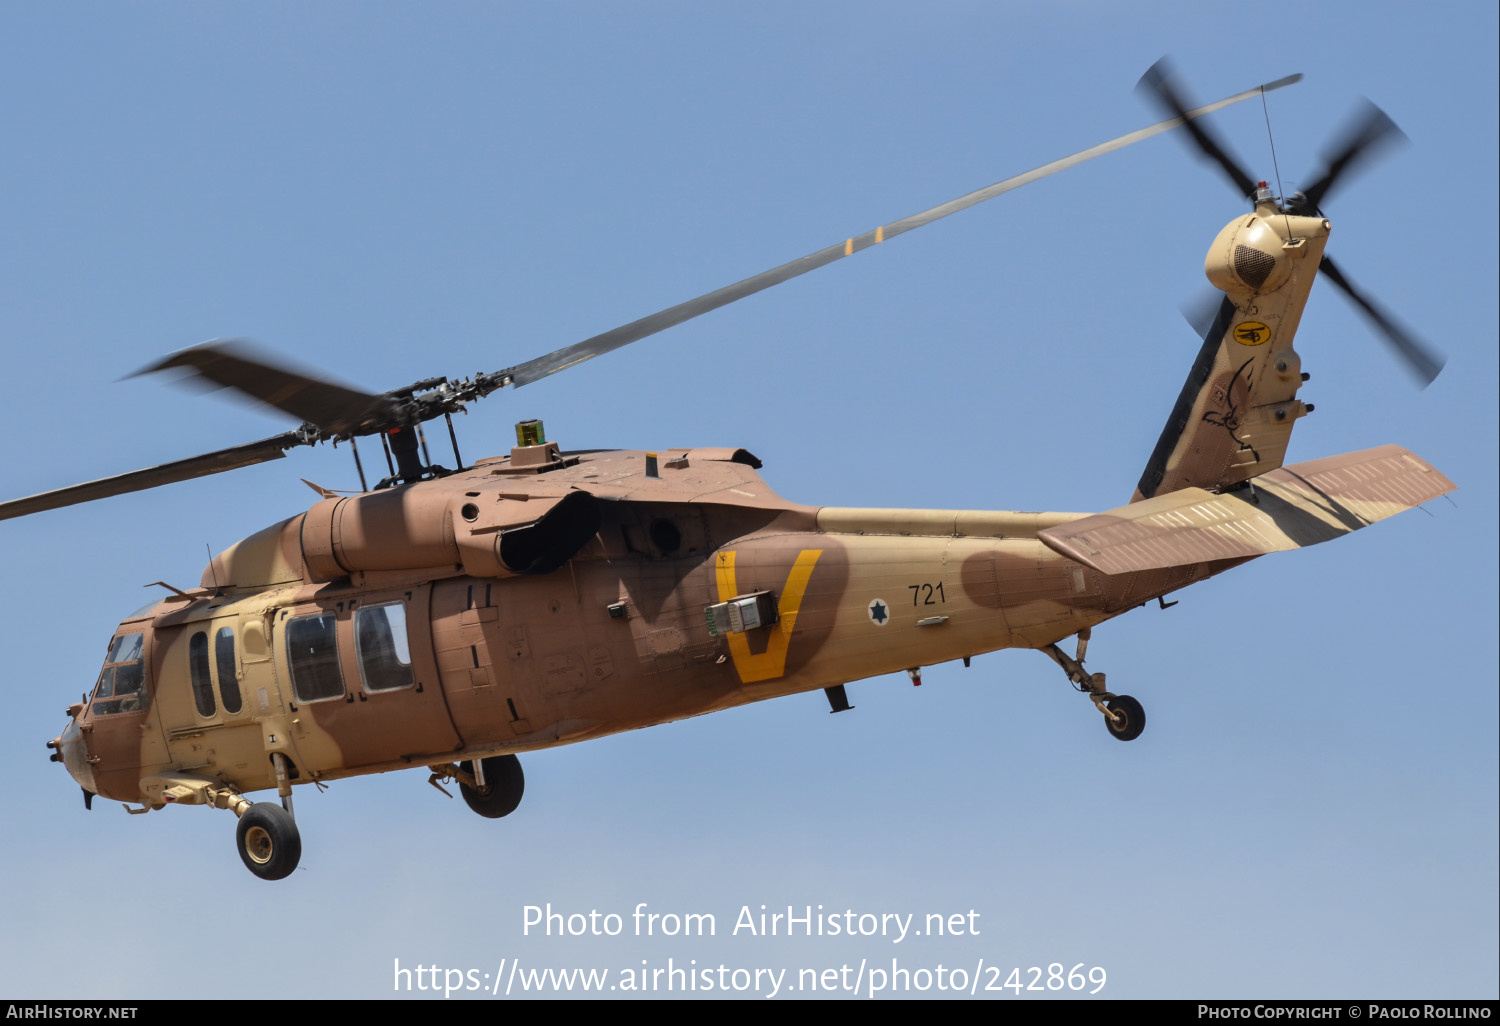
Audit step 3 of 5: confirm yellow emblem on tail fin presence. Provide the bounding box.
[1233,320,1272,345]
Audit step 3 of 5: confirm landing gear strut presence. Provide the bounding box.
[429,754,525,819]
[1042,628,1146,742]
[235,752,304,880]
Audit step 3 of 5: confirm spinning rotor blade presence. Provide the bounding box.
[1181,288,1231,340]
[1143,62,1438,388]
[1318,254,1445,387]
[1295,100,1407,214]
[1138,57,1262,200]
[0,431,309,521]
[1,70,1308,523]
[498,71,1302,388]
[138,340,386,436]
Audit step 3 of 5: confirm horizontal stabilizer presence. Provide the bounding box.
[1039,445,1455,575]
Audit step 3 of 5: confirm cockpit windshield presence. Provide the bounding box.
[90,633,147,715]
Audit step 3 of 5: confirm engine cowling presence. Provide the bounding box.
[300,486,600,581]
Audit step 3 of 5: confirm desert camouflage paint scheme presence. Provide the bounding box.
[38,95,1455,879]
[52,272,1454,811]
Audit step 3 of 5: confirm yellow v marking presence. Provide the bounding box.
[714,549,823,684]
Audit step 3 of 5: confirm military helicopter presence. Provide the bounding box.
[14,62,1452,881]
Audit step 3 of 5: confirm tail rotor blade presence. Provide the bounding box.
[1138,57,1261,201]
[1318,255,1445,387]
[1180,288,1229,340]
[1297,100,1407,214]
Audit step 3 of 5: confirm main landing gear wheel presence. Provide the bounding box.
[461,755,525,819]
[1104,695,1146,742]
[236,802,302,880]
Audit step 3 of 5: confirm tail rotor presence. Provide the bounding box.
[1140,58,1445,387]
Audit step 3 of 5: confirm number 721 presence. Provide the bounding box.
[908,582,946,606]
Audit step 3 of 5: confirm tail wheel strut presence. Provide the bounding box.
[1042,628,1147,742]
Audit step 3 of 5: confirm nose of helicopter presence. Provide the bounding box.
[47,706,97,802]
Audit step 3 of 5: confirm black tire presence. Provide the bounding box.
[460,755,524,819]
[236,802,302,880]
[1104,695,1146,742]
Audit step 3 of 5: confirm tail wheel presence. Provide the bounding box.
[236,802,302,880]
[1104,695,1146,742]
[461,755,525,819]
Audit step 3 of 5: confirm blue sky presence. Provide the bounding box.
[1,2,1494,1000]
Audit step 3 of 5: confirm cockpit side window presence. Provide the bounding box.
[355,602,414,692]
[189,631,216,717]
[286,611,343,703]
[90,633,147,716]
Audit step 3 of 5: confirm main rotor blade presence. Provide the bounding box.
[1137,57,1261,201]
[1318,254,1445,387]
[498,71,1301,388]
[0,431,310,522]
[1297,100,1406,214]
[138,340,386,436]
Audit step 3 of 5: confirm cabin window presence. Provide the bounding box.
[243,617,270,663]
[215,627,242,714]
[355,602,414,692]
[188,631,216,717]
[286,612,344,703]
[90,633,147,716]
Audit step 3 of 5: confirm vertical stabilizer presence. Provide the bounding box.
[1134,204,1331,501]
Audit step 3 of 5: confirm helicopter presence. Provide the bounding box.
[14,62,1453,881]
